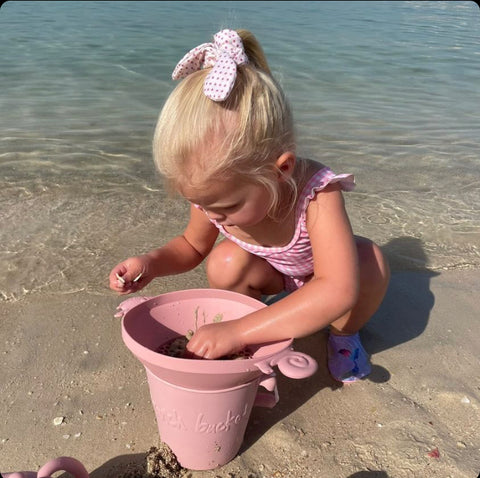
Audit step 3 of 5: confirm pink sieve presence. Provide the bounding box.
[121,288,317,390]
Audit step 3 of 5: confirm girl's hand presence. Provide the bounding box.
[109,255,154,295]
[186,321,245,360]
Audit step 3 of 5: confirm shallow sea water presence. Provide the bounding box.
[1,1,479,301]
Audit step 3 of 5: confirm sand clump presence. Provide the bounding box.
[145,444,186,478]
[114,444,186,478]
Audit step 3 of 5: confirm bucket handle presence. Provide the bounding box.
[254,373,279,409]
[254,348,318,379]
[2,457,89,478]
[253,349,317,409]
[38,457,89,478]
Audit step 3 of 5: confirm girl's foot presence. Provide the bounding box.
[327,332,371,383]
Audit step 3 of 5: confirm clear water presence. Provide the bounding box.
[1,1,479,301]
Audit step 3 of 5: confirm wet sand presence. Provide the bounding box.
[1,267,479,478]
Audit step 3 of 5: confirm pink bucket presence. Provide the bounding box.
[146,373,272,470]
[121,289,317,470]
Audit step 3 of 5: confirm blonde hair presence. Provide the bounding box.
[153,29,300,217]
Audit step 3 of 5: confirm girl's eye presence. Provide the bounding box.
[209,204,238,213]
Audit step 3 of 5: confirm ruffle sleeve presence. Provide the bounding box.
[299,168,355,215]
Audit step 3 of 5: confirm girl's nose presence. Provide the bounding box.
[206,210,226,221]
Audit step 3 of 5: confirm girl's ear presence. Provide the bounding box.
[275,152,296,181]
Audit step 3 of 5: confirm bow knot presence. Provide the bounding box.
[172,29,248,102]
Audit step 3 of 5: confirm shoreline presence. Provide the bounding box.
[1,268,479,477]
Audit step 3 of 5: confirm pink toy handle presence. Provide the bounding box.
[254,348,318,379]
[253,349,317,409]
[254,373,279,409]
[38,457,89,478]
[3,457,89,478]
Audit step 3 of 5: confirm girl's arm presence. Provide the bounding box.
[109,204,219,294]
[187,184,359,358]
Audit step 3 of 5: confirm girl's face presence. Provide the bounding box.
[182,177,272,228]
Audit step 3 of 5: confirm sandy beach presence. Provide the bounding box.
[1,264,479,478]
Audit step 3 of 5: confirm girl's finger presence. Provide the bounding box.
[115,272,126,285]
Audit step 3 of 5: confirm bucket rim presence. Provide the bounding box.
[145,366,263,392]
[121,288,294,374]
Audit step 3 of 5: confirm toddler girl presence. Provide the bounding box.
[109,29,390,383]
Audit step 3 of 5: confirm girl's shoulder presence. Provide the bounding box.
[295,158,355,216]
[297,158,355,190]
[295,158,350,194]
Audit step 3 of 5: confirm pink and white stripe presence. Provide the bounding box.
[210,167,355,291]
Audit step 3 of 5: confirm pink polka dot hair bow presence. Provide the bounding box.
[172,29,249,102]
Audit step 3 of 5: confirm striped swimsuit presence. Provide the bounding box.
[207,167,355,291]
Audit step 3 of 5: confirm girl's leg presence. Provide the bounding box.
[330,236,391,335]
[206,239,284,299]
[328,236,390,382]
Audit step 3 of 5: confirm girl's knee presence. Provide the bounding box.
[356,237,390,289]
[206,240,284,295]
[206,240,250,290]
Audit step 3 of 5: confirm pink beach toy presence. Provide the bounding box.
[120,288,318,470]
[2,456,89,478]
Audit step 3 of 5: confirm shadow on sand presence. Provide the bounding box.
[347,472,390,478]
[88,453,148,478]
[362,236,439,383]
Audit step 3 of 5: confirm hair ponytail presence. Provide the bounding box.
[236,29,271,75]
